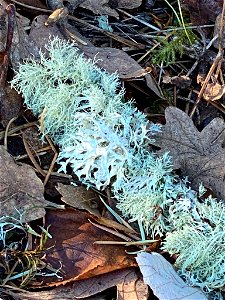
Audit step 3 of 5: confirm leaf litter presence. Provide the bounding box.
[0,146,56,222]
[1,0,225,299]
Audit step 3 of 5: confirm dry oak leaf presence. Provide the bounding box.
[38,208,137,287]
[0,146,54,222]
[154,107,225,199]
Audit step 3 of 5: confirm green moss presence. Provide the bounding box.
[152,29,198,66]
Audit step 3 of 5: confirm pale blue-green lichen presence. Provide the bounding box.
[11,38,160,190]
[11,37,225,298]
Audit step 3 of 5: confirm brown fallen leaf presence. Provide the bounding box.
[213,12,225,49]
[11,17,40,71]
[81,0,119,18]
[203,82,225,101]
[72,268,138,298]
[0,1,7,53]
[28,15,64,54]
[82,46,144,78]
[0,84,22,127]
[16,268,137,299]
[81,0,142,16]
[182,0,222,28]
[14,0,47,10]
[118,0,142,9]
[162,75,192,89]
[22,126,44,152]
[154,107,225,199]
[0,146,58,222]
[37,208,137,287]
[117,269,149,300]
[56,183,101,216]
[82,46,163,97]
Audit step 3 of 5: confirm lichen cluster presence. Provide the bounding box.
[11,38,225,299]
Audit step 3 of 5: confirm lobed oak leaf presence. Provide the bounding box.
[154,106,225,199]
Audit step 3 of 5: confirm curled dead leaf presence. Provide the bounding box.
[203,82,225,101]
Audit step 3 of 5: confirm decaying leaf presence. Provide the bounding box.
[0,1,7,53]
[136,252,207,300]
[72,268,138,298]
[117,269,149,300]
[16,268,137,299]
[182,0,222,27]
[28,15,64,54]
[203,82,225,101]
[0,146,55,222]
[154,107,225,199]
[38,208,137,287]
[80,0,119,18]
[80,0,142,18]
[82,46,143,78]
[213,12,225,49]
[118,0,142,9]
[82,46,163,97]
[22,126,44,152]
[56,183,101,216]
[162,75,192,89]
[11,17,40,71]
[0,84,22,126]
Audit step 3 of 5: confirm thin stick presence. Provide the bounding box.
[22,134,46,177]
[4,117,17,150]
[117,8,160,32]
[189,52,223,118]
[43,136,58,186]
[0,121,37,140]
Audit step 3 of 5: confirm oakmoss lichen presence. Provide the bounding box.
[11,38,225,298]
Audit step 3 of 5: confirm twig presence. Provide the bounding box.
[43,136,58,186]
[22,134,46,177]
[0,4,16,88]
[3,117,17,150]
[189,51,224,118]
[10,0,50,13]
[0,121,37,140]
[117,8,160,32]
[189,0,225,118]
